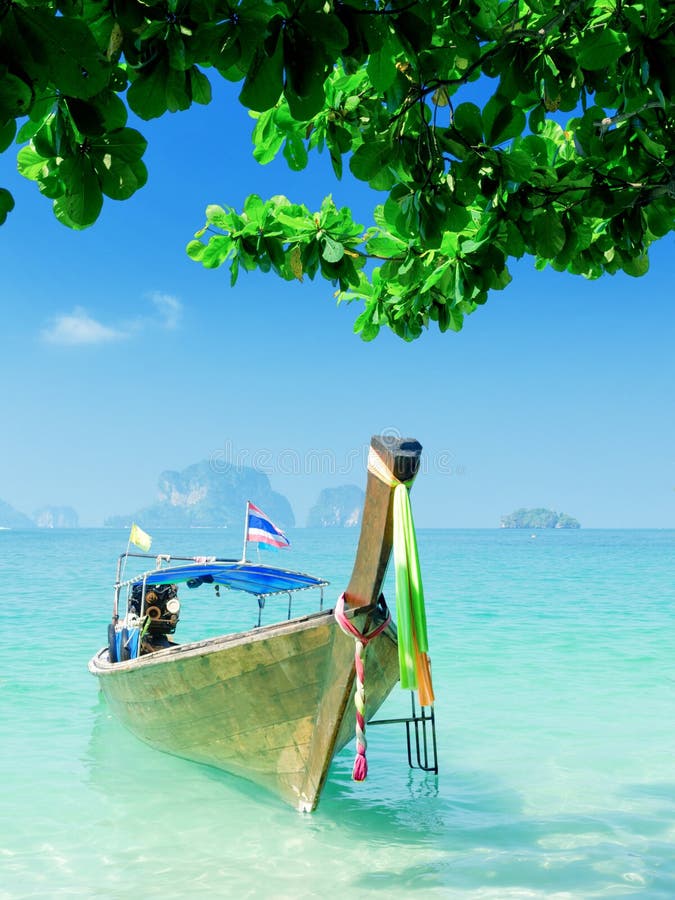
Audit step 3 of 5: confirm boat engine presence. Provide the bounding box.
[130,582,180,634]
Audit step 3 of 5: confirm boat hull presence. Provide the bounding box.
[88,609,399,811]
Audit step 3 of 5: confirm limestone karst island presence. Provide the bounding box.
[500,508,580,529]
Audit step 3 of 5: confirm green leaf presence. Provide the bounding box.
[353,304,380,341]
[91,128,147,164]
[576,29,628,70]
[53,157,103,228]
[94,155,147,200]
[189,68,212,106]
[200,235,233,269]
[239,25,284,112]
[186,239,205,261]
[365,235,406,257]
[645,202,672,238]
[634,128,665,159]
[191,21,241,73]
[622,253,650,277]
[446,307,464,332]
[0,187,15,225]
[282,133,308,171]
[243,193,267,226]
[66,92,128,137]
[205,204,231,230]
[349,139,389,183]
[420,260,452,294]
[532,210,567,258]
[504,149,534,182]
[483,94,526,145]
[367,37,397,92]
[254,133,285,165]
[22,9,110,99]
[444,202,472,232]
[127,57,172,120]
[289,245,304,281]
[167,30,188,71]
[0,119,17,154]
[165,68,191,113]
[453,103,483,145]
[0,71,33,119]
[529,104,546,135]
[321,234,345,263]
[284,23,326,101]
[17,145,49,181]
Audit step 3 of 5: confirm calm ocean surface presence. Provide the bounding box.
[1,528,674,899]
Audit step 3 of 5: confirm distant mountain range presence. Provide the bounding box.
[0,472,370,532]
[0,500,79,529]
[104,460,294,529]
[306,485,365,527]
[500,508,580,529]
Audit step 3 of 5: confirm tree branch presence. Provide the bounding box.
[596,101,670,133]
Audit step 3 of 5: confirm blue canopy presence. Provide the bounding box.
[130,562,328,597]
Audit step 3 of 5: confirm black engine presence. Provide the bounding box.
[129,582,180,634]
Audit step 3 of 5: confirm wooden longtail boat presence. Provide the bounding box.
[88,435,423,811]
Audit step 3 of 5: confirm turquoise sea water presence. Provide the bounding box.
[1,528,674,899]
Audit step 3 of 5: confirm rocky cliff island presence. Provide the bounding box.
[500,508,580,529]
[306,485,365,527]
[33,506,79,528]
[105,460,294,529]
[0,500,80,529]
[0,499,36,529]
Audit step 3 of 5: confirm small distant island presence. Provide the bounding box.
[33,506,79,528]
[500,508,580,529]
[307,486,364,527]
[0,499,79,529]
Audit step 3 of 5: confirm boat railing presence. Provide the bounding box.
[115,551,240,585]
[254,585,325,627]
[110,552,330,657]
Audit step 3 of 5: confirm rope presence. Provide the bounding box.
[334,593,391,781]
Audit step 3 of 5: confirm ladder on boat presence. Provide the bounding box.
[369,692,438,774]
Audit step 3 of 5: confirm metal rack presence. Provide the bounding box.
[369,692,438,774]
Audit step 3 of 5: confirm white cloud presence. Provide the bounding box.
[41,308,126,346]
[149,291,182,330]
[40,291,184,347]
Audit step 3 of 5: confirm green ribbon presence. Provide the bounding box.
[393,482,428,689]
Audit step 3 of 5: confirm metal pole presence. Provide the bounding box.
[241,500,250,562]
[120,535,132,583]
[140,575,147,624]
[113,554,124,622]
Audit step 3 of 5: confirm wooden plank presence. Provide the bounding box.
[345,435,422,607]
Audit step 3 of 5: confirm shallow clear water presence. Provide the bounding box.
[1,528,674,898]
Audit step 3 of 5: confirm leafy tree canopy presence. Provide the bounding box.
[1,0,673,339]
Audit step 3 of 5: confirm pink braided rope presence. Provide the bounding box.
[334,593,391,782]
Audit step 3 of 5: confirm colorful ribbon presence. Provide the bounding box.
[367,447,434,708]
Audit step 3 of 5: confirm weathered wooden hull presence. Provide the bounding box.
[88,609,399,811]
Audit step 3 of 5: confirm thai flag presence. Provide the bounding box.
[246,502,290,549]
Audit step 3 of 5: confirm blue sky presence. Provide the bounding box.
[1,79,673,528]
